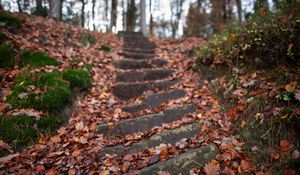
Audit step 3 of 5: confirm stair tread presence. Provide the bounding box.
[116,69,174,83]
[96,104,196,136]
[138,144,219,175]
[113,58,167,70]
[98,122,201,157]
[112,79,180,100]
[122,89,186,113]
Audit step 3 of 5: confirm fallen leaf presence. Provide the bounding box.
[46,168,56,175]
[50,136,61,143]
[280,140,294,151]
[283,169,296,175]
[72,150,81,157]
[203,160,220,175]
[75,121,84,131]
[285,82,297,92]
[35,165,45,173]
[0,153,19,163]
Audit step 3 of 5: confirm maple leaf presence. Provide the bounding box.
[280,140,294,151]
[203,160,220,175]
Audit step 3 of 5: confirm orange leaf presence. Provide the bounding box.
[285,82,297,92]
[46,168,56,175]
[50,136,61,143]
[203,160,220,175]
[283,169,296,175]
[280,140,294,151]
[35,165,45,173]
[72,150,81,157]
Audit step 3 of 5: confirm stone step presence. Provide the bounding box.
[116,69,174,83]
[123,48,155,54]
[139,144,219,175]
[118,31,143,36]
[122,89,186,113]
[98,122,201,157]
[112,79,180,100]
[123,44,156,49]
[123,37,149,42]
[121,51,155,59]
[113,59,167,70]
[96,104,196,136]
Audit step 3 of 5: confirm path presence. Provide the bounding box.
[96,32,219,174]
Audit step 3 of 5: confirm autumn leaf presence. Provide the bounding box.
[75,121,84,131]
[50,136,61,143]
[282,169,296,175]
[203,160,220,175]
[46,168,56,175]
[35,165,45,173]
[285,82,297,92]
[280,140,294,151]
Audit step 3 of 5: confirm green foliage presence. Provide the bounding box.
[196,2,300,67]
[0,12,22,26]
[20,50,61,67]
[99,45,111,52]
[80,32,97,46]
[62,69,92,89]
[0,115,61,149]
[0,43,14,68]
[7,71,70,111]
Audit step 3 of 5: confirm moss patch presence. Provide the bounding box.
[0,12,22,26]
[0,44,15,68]
[0,115,61,149]
[62,69,92,89]
[7,71,70,111]
[20,50,61,67]
[99,45,111,52]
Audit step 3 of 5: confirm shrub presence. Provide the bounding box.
[62,69,92,89]
[20,50,61,67]
[99,45,111,52]
[7,71,70,111]
[196,2,300,68]
[0,44,14,68]
[0,12,22,26]
[0,115,61,149]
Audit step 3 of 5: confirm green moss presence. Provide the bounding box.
[80,33,97,46]
[7,71,70,111]
[99,45,111,52]
[20,50,61,67]
[0,115,61,149]
[0,44,14,68]
[62,69,92,89]
[0,12,22,26]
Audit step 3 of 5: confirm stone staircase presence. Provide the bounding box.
[96,31,219,174]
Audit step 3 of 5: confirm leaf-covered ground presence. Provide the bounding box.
[0,12,299,174]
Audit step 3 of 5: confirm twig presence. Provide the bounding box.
[190,159,204,167]
[261,127,272,139]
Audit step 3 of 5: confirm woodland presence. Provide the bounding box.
[0,0,299,174]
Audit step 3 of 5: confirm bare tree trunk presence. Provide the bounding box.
[170,0,184,38]
[104,0,109,31]
[80,0,86,27]
[110,0,117,32]
[236,0,242,22]
[92,0,96,30]
[17,0,23,13]
[149,0,154,36]
[48,0,62,19]
[122,0,126,30]
[126,0,137,32]
[140,0,146,35]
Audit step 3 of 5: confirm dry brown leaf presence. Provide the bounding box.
[203,160,220,175]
